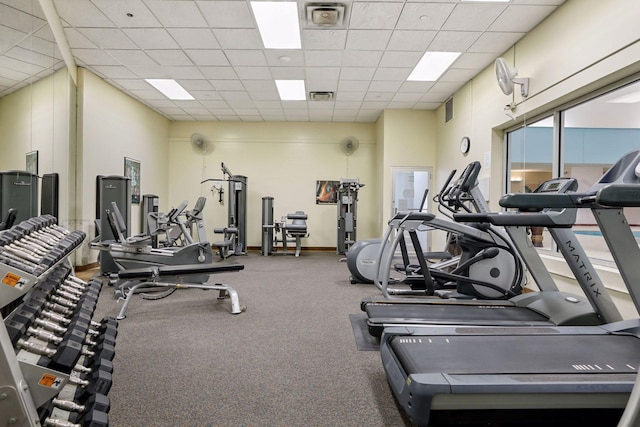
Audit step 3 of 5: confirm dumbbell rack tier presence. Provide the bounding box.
[0,215,114,427]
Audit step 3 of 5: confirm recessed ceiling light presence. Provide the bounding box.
[251,1,301,49]
[145,79,194,100]
[407,52,461,82]
[275,80,306,100]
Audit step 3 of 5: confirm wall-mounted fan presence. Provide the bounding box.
[190,132,212,155]
[495,57,529,98]
[340,136,360,156]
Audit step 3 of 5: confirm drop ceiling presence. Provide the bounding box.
[0,0,565,123]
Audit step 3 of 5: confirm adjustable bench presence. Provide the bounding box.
[114,263,245,319]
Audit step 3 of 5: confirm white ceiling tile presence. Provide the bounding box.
[364,92,394,101]
[443,3,507,31]
[372,68,411,81]
[430,31,483,52]
[356,110,381,122]
[338,81,370,92]
[123,28,179,49]
[334,101,362,109]
[264,50,305,66]
[469,31,525,53]
[156,107,186,115]
[336,91,366,102]
[489,5,557,32]
[197,1,254,28]
[340,67,375,81]
[414,102,441,110]
[307,80,338,92]
[428,81,465,94]
[5,46,55,68]
[0,64,33,80]
[211,80,246,91]
[270,67,305,79]
[162,66,204,79]
[91,0,161,28]
[213,29,262,50]
[420,92,449,103]
[387,30,437,51]
[397,3,455,30]
[127,64,168,78]
[307,101,334,110]
[233,108,260,116]
[2,0,46,19]
[209,108,236,115]
[392,92,422,102]
[345,30,391,50]
[398,81,435,93]
[177,80,214,90]
[368,80,403,92]
[200,100,230,109]
[512,0,565,5]
[341,50,383,68]
[225,50,267,67]
[305,50,343,67]
[168,28,220,49]
[77,28,138,49]
[181,106,210,115]
[107,49,157,66]
[33,25,56,43]
[302,30,348,50]
[141,1,208,27]
[63,28,97,49]
[198,67,238,79]
[72,49,121,66]
[0,3,45,33]
[439,68,478,83]
[92,65,138,79]
[189,90,222,100]
[249,91,280,101]
[146,50,193,66]
[379,51,423,68]
[109,78,155,91]
[18,36,59,58]
[52,0,113,27]
[185,50,229,66]
[306,67,340,81]
[349,2,404,29]
[0,25,28,52]
[234,67,272,80]
[167,114,194,120]
[172,99,202,108]
[254,100,282,109]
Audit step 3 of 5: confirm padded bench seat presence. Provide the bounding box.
[117,262,244,280]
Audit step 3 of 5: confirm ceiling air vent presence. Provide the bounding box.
[306,4,346,27]
[309,91,334,101]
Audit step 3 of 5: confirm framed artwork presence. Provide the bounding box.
[26,150,38,175]
[124,157,141,204]
[316,180,339,204]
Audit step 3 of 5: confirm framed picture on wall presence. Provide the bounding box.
[124,157,141,204]
[26,150,38,175]
[316,180,339,204]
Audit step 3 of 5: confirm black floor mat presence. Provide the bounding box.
[349,313,379,351]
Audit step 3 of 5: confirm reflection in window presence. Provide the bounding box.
[508,116,555,251]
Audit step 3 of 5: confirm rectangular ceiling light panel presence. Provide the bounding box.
[251,1,301,49]
[145,79,194,100]
[275,80,306,100]
[407,52,462,82]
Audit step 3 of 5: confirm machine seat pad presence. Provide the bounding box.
[284,224,307,233]
[117,262,244,279]
[454,212,573,228]
[212,240,233,248]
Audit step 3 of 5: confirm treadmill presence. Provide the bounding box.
[362,174,621,337]
[379,149,640,426]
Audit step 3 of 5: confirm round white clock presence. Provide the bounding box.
[460,136,470,154]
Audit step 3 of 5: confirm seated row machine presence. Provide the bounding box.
[261,197,309,257]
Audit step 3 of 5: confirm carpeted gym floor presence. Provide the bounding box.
[89,251,410,426]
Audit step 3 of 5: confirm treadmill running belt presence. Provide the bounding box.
[390,334,640,375]
[366,303,549,324]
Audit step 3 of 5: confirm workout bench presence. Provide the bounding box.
[274,211,309,257]
[114,263,245,320]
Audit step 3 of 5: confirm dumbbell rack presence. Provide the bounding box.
[0,215,115,427]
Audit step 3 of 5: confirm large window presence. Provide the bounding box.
[507,79,640,263]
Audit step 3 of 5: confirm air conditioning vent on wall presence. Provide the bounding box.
[305,3,346,27]
[310,91,334,101]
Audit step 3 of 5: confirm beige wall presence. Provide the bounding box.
[0,67,75,228]
[76,68,170,264]
[168,121,376,248]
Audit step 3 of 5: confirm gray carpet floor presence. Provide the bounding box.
[91,252,410,427]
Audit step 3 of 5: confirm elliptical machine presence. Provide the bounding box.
[372,161,526,300]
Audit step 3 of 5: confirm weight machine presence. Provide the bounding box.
[202,163,247,258]
[337,178,364,254]
[261,197,309,257]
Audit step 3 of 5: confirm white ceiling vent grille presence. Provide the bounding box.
[309,91,334,101]
[305,4,346,27]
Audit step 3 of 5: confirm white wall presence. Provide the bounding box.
[168,121,376,249]
[76,68,170,264]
